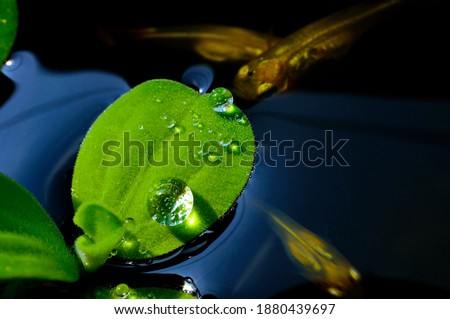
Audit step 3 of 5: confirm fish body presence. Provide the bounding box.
[254,200,361,297]
[233,0,407,99]
[102,25,279,63]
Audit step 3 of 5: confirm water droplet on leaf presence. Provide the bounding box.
[236,115,250,126]
[209,87,234,113]
[227,140,243,155]
[162,117,176,129]
[113,283,131,299]
[124,218,136,230]
[207,154,222,163]
[138,245,148,255]
[109,249,118,258]
[219,137,232,147]
[172,126,185,134]
[148,178,194,226]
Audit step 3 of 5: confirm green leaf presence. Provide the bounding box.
[0,0,18,65]
[0,173,79,282]
[73,203,125,272]
[72,79,255,262]
[89,283,198,299]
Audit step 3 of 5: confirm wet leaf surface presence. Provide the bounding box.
[72,80,254,263]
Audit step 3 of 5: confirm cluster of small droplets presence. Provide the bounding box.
[208,87,250,126]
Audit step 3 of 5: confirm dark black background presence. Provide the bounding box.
[6,0,450,102]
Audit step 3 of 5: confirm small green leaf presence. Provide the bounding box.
[0,0,18,65]
[90,284,197,299]
[72,80,255,262]
[73,203,125,272]
[0,173,79,282]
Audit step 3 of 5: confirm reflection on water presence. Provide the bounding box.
[253,199,361,297]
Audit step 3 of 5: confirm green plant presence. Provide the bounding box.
[0,80,254,297]
[0,0,18,65]
[72,79,255,271]
[0,173,79,282]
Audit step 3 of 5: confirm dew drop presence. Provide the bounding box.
[207,154,223,164]
[148,178,194,226]
[124,218,136,230]
[192,113,200,125]
[108,249,118,258]
[164,117,176,129]
[219,137,232,147]
[138,124,144,131]
[113,283,131,299]
[182,277,200,297]
[236,115,250,126]
[155,98,162,103]
[172,126,185,134]
[209,87,234,113]
[117,233,140,255]
[139,245,148,255]
[71,187,78,199]
[194,150,204,161]
[226,140,243,155]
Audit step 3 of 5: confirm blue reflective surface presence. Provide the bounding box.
[181,64,214,94]
[0,51,130,225]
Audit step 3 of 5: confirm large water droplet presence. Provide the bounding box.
[209,87,234,113]
[116,232,141,257]
[124,218,136,230]
[148,178,194,226]
[113,283,131,299]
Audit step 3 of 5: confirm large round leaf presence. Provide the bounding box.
[72,80,254,267]
[0,0,18,65]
